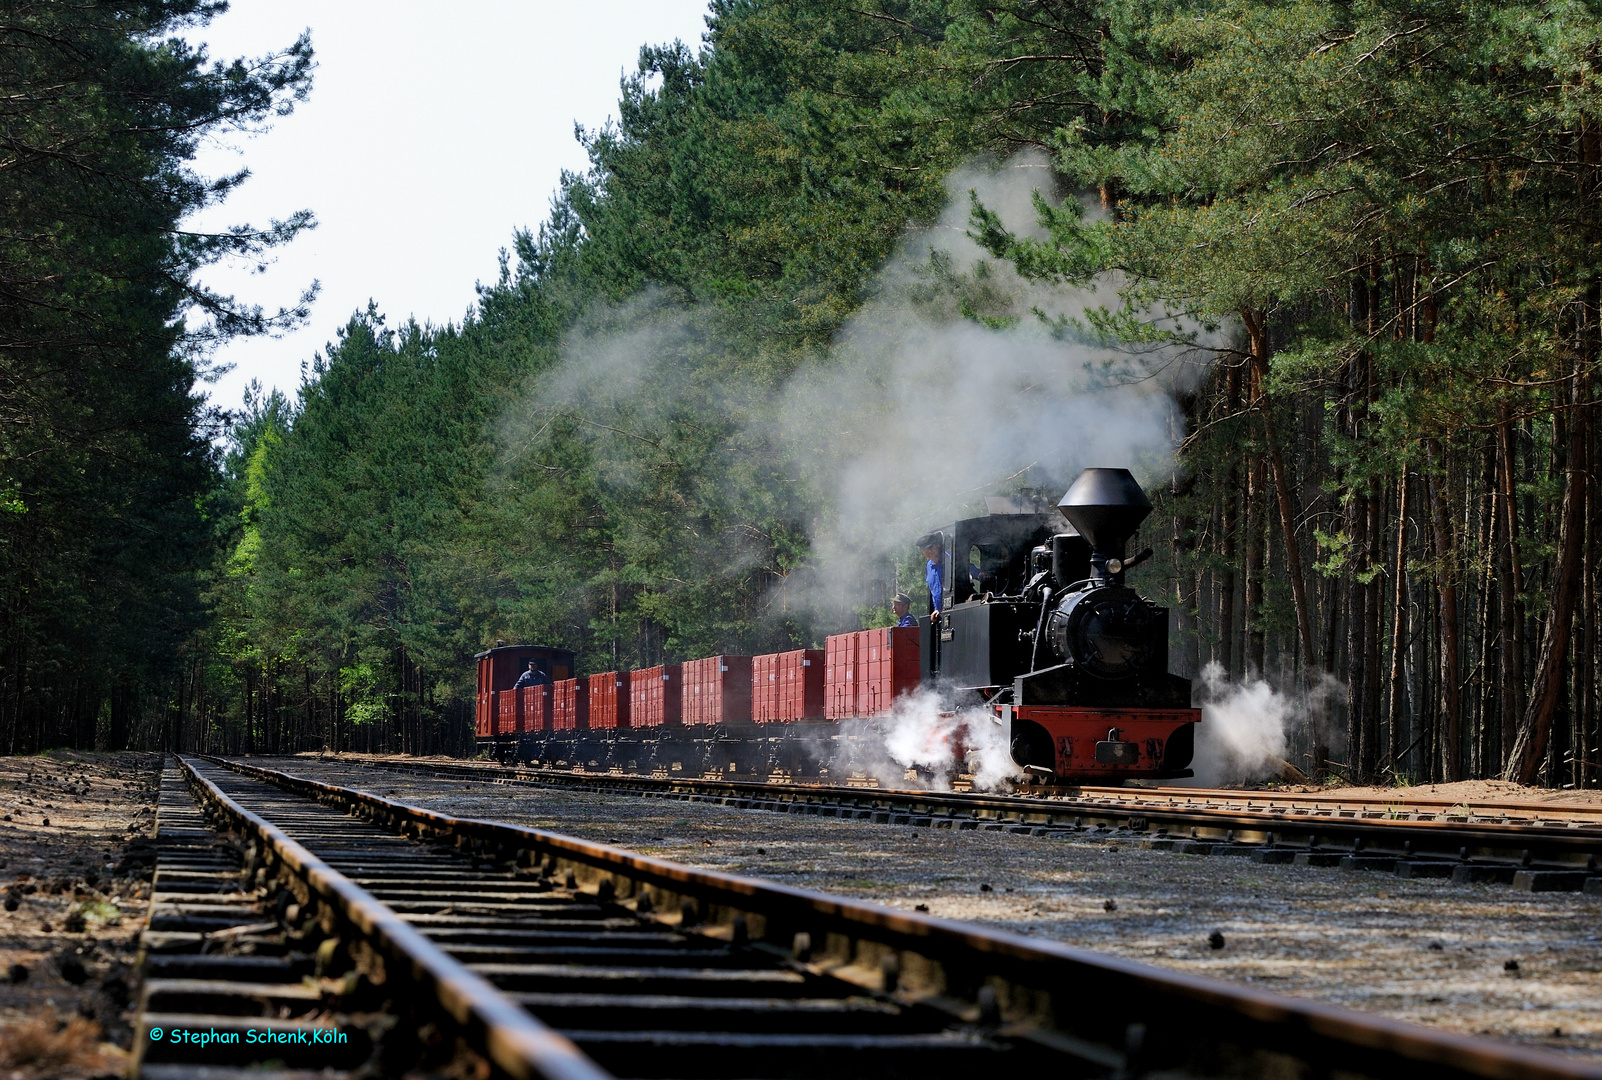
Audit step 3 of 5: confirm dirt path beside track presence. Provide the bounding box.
[1268,776,1602,810]
[0,752,161,1079]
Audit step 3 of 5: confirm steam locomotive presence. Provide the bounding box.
[474,468,1198,784]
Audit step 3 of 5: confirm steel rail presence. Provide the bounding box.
[204,753,1602,1080]
[173,755,610,1080]
[322,754,1598,826]
[312,755,1602,885]
[467,749,1602,821]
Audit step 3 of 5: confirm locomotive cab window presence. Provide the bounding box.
[967,543,1014,598]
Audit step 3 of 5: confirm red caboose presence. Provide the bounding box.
[473,644,574,739]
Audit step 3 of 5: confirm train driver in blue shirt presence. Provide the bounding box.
[918,534,944,621]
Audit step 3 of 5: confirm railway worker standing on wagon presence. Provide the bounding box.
[512,659,548,691]
[892,592,916,628]
[918,533,944,621]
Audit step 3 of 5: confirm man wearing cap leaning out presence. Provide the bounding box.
[918,533,943,621]
[892,592,916,628]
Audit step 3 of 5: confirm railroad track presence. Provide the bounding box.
[309,755,1602,892]
[128,754,1602,1080]
[1059,785,1602,827]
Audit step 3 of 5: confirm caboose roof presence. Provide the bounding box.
[471,643,577,662]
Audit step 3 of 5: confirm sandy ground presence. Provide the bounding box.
[0,752,161,1079]
[1267,778,1602,809]
[265,753,1602,1061]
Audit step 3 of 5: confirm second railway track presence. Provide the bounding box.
[133,754,1602,1079]
[306,755,1602,892]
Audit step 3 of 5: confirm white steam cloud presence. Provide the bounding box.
[776,150,1205,615]
[830,690,1023,793]
[1189,662,1341,786]
[1189,662,1293,786]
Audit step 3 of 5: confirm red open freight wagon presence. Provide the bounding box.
[824,634,858,720]
[497,691,520,737]
[754,648,823,721]
[629,664,682,727]
[588,672,630,729]
[552,678,589,731]
[682,656,752,725]
[521,684,550,733]
[823,627,919,720]
[859,626,920,715]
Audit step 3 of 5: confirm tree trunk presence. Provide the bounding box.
[1386,469,1411,776]
[1427,440,1461,781]
[1495,408,1526,771]
[1221,361,1241,676]
[1243,310,1316,679]
[107,683,129,752]
[1583,463,1598,788]
[1474,446,1498,778]
[1244,447,1266,675]
[1364,489,1385,778]
[1346,484,1370,781]
[1505,361,1590,783]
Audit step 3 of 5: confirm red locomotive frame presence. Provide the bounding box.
[1005,704,1199,779]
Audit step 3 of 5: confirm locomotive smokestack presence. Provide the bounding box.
[1057,468,1152,560]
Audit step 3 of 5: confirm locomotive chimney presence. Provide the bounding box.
[1057,468,1151,576]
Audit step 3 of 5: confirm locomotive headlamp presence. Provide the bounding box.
[1105,558,1123,575]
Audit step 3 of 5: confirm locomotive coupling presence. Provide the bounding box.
[1094,727,1142,765]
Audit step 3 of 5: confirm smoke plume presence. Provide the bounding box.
[776,150,1206,616]
[500,150,1208,632]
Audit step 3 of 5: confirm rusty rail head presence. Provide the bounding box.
[204,755,1602,1080]
[175,756,612,1080]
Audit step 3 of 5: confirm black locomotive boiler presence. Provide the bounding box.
[923,467,1199,781]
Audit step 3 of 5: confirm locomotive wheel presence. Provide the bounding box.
[1009,719,1055,773]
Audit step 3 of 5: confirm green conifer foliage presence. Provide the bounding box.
[0,0,313,751]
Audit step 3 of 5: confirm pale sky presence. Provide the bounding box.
[183,1,713,413]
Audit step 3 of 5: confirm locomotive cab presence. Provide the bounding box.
[918,505,1058,693]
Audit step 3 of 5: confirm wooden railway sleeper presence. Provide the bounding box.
[164,756,611,1080]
